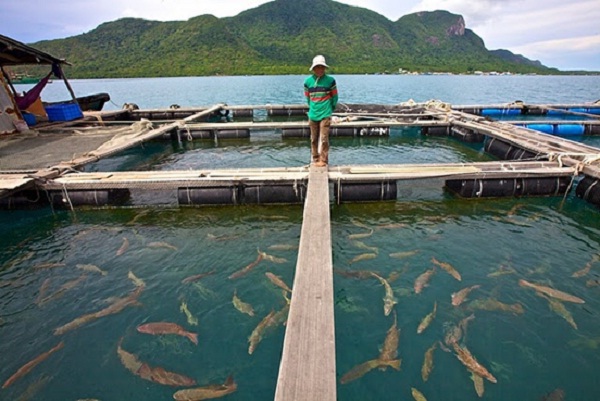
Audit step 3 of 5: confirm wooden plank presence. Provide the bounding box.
[274,165,336,401]
[0,174,33,191]
[0,174,36,199]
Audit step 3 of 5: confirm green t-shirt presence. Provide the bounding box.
[303,74,338,121]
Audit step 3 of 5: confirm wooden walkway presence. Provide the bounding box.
[274,165,336,401]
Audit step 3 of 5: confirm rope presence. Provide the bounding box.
[424,99,452,111]
[61,183,75,212]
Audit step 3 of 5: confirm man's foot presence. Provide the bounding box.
[315,161,327,167]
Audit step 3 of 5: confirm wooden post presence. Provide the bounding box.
[56,64,79,106]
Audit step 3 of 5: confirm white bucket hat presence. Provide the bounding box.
[310,55,329,71]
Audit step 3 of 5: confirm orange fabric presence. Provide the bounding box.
[25,97,47,117]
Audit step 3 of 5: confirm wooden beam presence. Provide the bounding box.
[275,164,336,401]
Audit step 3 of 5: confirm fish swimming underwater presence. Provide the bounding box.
[414,267,436,294]
[229,252,264,279]
[431,257,461,281]
[2,341,64,389]
[452,343,497,383]
[421,342,437,382]
[180,301,198,326]
[232,289,255,316]
[370,272,397,316]
[117,339,196,387]
[518,279,585,304]
[378,312,400,369]
[54,286,143,335]
[137,322,198,345]
[451,285,481,306]
[172,375,237,400]
[116,237,129,256]
[339,358,400,384]
[417,301,437,334]
[265,272,292,293]
[248,310,277,355]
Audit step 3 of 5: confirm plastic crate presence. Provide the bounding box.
[45,103,83,122]
[22,112,36,126]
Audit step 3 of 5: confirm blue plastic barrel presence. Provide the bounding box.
[586,108,600,115]
[547,109,566,116]
[555,124,585,136]
[481,108,520,116]
[526,124,554,134]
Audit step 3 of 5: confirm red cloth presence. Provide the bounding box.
[15,73,52,110]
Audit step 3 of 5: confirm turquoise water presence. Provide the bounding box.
[3,75,600,400]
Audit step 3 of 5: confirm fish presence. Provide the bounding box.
[54,286,143,335]
[229,252,264,279]
[38,275,88,306]
[518,279,585,304]
[387,271,402,283]
[272,302,291,328]
[572,254,599,278]
[414,267,436,294]
[258,250,287,264]
[334,268,377,279]
[137,322,198,345]
[33,262,66,270]
[173,375,237,400]
[443,314,475,347]
[349,253,378,264]
[350,218,371,230]
[267,244,298,251]
[116,237,129,256]
[180,301,198,326]
[487,265,517,277]
[411,387,428,401]
[432,257,462,281]
[207,233,242,242]
[265,272,292,293]
[76,264,107,276]
[181,270,216,284]
[348,229,373,240]
[2,341,64,389]
[586,279,600,287]
[536,292,578,330]
[116,338,143,375]
[117,339,196,387]
[128,271,146,287]
[147,241,178,251]
[339,359,400,384]
[370,272,397,316]
[471,372,485,397]
[232,289,255,316]
[421,342,437,382]
[15,374,52,401]
[451,285,481,306]
[417,301,437,334]
[467,298,525,315]
[248,310,277,354]
[452,343,497,383]
[137,363,197,387]
[389,250,419,259]
[352,240,379,254]
[540,388,565,401]
[35,277,52,305]
[378,312,400,368]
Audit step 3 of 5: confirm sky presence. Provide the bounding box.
[1,0,599,71]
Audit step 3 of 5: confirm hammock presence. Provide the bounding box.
[14,72,52,110]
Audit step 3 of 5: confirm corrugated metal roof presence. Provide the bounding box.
[0,34,67,66]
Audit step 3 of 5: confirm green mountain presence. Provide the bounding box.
[28,0,558,77]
